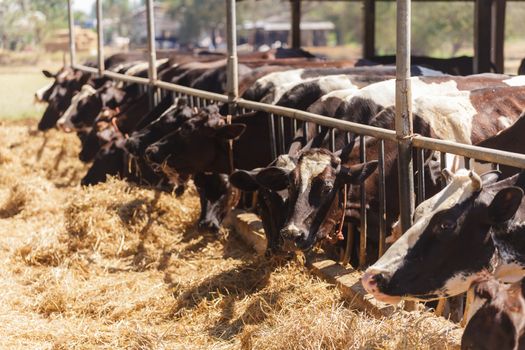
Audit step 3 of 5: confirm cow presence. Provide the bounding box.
[462,277,525,350]
[361,169,525,304]
[476,112,525,179]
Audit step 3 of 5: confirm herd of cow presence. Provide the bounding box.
[34,49,525,349]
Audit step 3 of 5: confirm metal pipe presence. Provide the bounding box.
[395,0,415,233]
[416,148,425,205]
[67,0,76,66]
[378,139,387,258]
[269,114,277,160]
[359,135,368,268]
[96,0,105,75]
[226,0,239,115]
[145,0,158,109]
[277,116,286,154]
[72,64,525,171]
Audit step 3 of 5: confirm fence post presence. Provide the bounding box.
[363,0,375,59]
[96,0,105,75]
[67,0,76,66]
[146,0,158,109]
[396,0,416,311]
[291,0,301,49]
[226,0,239,115]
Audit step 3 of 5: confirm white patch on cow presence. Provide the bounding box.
[441,272,481,299]
[275,154,297,171]
[123,58,169,76]
[316,75,358,94]
[503,76,525,87]
[366,169,480,284]
[497,116,513,131]
[298,153,332,193]
[57,84,97,131]
[319,88,358,102]
[34,81,54,102]
[413,92,476,144]
[346,77,461,109]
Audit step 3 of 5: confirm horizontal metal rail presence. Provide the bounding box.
[72,63,525,171]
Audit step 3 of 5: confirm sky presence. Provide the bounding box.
[72,0,141,15]
[72,0,95,14]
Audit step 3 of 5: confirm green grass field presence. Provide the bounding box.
[0,66,56,120]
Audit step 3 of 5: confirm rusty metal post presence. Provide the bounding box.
[363,0,376,59]
[396,0,416,312]
[226,0,239,115]
[67,0,76,66]
[291,0,301,49]
[395,0,414,234]
[146,0,158,109]
[96,0,105,75]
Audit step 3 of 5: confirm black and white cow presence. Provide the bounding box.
[361,169,525,304]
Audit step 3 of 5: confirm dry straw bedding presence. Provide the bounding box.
[0,120,461,349]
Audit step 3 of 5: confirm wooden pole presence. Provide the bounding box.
[363,0,376,59]
[474,0,493,73]
[491,0,506,73]
[291,0,301,49]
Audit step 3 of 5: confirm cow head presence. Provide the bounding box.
[144,105,246,176]
[362,169,523,304]
[255,142,377,251]
[125,99,193,157]
[58,81,126,132]
[229,155,296,254]
[462,277,525,350]
[38,68,93,131]
[194,173,240,232]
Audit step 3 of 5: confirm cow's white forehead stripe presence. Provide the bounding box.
[57,84,97,128]
[299,153,331,193]
[35,82,54,100]
[369,169,478,275]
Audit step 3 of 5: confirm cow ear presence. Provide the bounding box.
[337,160,378,185]
[216,124,246,140]
[42,70,55,78]
[488,187,523,224]
[255,166,290,191]
[229,170,260,192]
[480,170,501,186]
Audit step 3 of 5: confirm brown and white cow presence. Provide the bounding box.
[462,277,525,350]
[361,169,525,303]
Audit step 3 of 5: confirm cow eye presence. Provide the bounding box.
[322,182,333,195]
[440,221,456,231]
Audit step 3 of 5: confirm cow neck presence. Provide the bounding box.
[226,114,234,175]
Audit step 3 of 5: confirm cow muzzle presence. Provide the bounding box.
[361,271,402,304]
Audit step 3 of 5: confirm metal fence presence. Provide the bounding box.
[67,0,525,271]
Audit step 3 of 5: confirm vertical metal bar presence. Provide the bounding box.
[378,139,387,258]
[277,116,285,155]
[359,135,368,268]
[67,0,76,66]
[363,0,376,59]
[440,151,448,188]
[474,0,493,73]
[395,0,414,234]
[329,129,336,152]
[96,0,105,75]
[291,0,301,49]
[416,148,425,205]
[226,0,239,115]
[268,114,277,160]
[146,0,158,110]
[302,121,309,144]
[464,157,471,170]
[342,223,354,266]
[491,0,506,73]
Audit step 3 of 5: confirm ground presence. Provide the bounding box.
[0,119,464,350]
